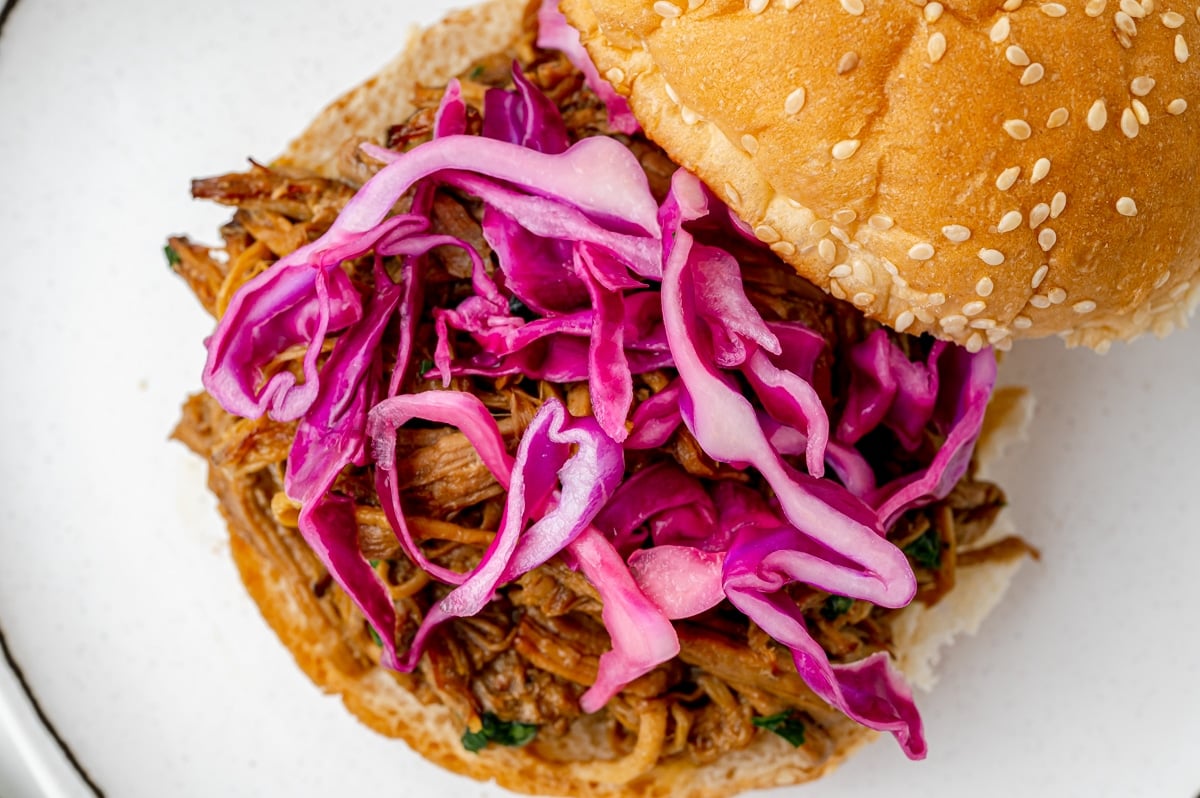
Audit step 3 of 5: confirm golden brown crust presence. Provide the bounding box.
[561,0,1200,351]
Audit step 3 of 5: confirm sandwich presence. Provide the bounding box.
[167,0,1196,794]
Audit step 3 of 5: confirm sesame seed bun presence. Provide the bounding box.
[175,0,1036,793]
[559,0,1200,351]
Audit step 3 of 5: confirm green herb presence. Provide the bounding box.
[368,625,383,647]
[163,244,182,268]
[904,528,942,570]
[820,594,854,621]
[507,295,538,321]
[468,65,486,80]
[462,713,539,753]
[752,712,806,747]
[416,359,436,376]
[368,559,380,567]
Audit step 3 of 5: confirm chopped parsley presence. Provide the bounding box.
[507,295,538,321]
[820,594,854,621]
[468,64,486,80]
[462,713,539,753]
[416,359,436,377]
[904,528,943,570]
[367,625,383,647]
[752,712,806,747]
[163,244,182,268]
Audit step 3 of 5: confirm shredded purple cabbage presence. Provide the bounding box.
[201,59,999,757]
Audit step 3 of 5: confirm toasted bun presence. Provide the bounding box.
[560,0,1200,351]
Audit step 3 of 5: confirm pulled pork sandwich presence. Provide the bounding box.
[168,0,1059,794]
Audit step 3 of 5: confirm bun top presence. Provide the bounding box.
[561,0,1200,351]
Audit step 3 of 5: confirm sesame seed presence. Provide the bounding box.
[924,1,944,21]
[1013,314,1034,329]
[688,0,705,9]
[997,210,1024,232]
[1177,33,1191,61]
[1168,98,1188,114]
[1041,2,1067,15]
[1021,63,1046,85]
[1038,227,1058,251]
[829,281,847,300]
[882,260,900,277]
[1048,287,1067,304]
[913,307,933,324]
[664,82,680,104]
[908,242,935,260]
[838,52,860,74]
[830,226,851,244]
[680,106,699,124]
[940,314,968,329]
[783,0,801,9]
[770,241,796,257]
[741,134,759,153]
[748,0,769,13]
[894,310,916,332]
[1195,6,1199,22]
[1115,10,1138,36]
[868,214,894,230]
[1031,157,1051,183]
[852,292,875,307]
[1050,191,1067,217]
[928,32,947,62]
[1085,0,1107,15]
[1032,264,1049,288]
[1087,99,1108,130]
[1073,300,1098,314]
[1116,196,1139,215]
[653,0,682,17]
[995,166,1020,191]
[1030,294,1051,308]
[990,16,1012,42]
[979,248,1006,265]
[784,87,807,115]
[966,332,985,353]
[754,223,781,242]
[1003,0,1024,9]
[809,220,831,237]
[1006,45,1031,65]
[828,210,855,227]
[1132,98,1150,124]
[832,139,861,159]
[851,261,872,283]
[942,224,972,242]
[970,318,997,329]
[976,276,995,297]
[606,67,626,85]
[829,263,853,278]
[929,292,947,306]
[1171,281,1191,300]
[1120,0,1144,17]
[1130,76,1156,96]
[1047,106,1070,127]
[1003,119,1032,139]
[818,239,837,263]
[1120,107,1140,137]
[1030,203,1051,227]
[1162,10,1185,26]
[987,327,1011,345]
[1154,270,1171,288]
[725,183,742,204]
[840,0,865,15]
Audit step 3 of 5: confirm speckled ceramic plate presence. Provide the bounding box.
[1,1,1198,796]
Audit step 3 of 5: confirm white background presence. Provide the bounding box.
[0,1,1198,796]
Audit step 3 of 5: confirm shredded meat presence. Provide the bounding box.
[173,36,1024,779]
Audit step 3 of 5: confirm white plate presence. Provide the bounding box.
[1,1,1198,796]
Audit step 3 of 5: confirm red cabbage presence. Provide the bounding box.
[567,528,679,711]
[627,545,726,619]
[592,462,714,554]
[535,0,640,135]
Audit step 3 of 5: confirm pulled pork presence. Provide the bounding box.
[171,34,1030,780]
